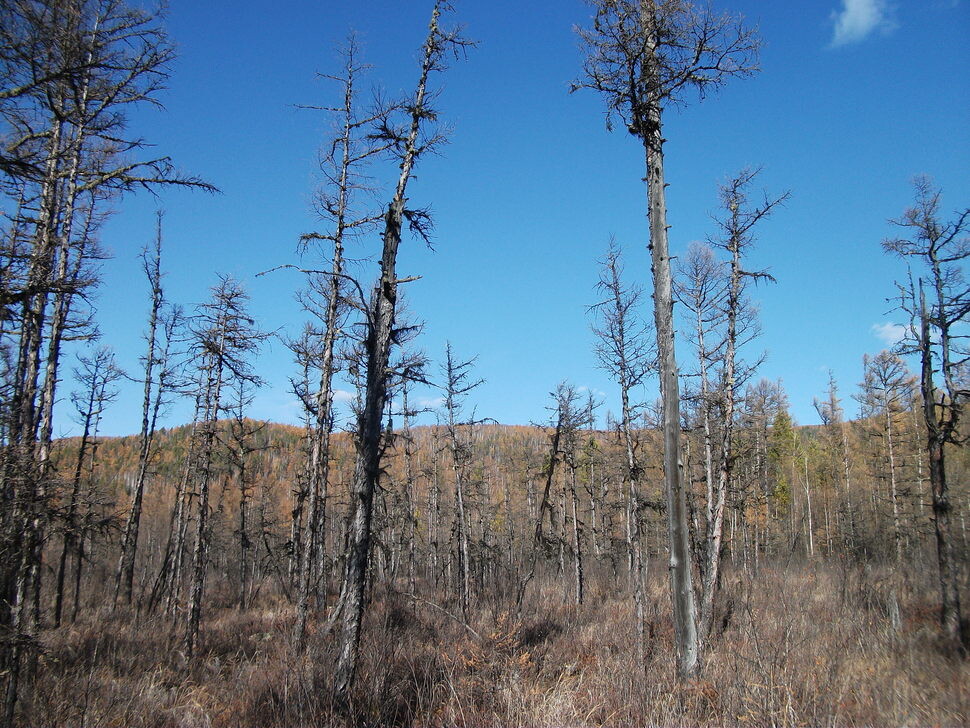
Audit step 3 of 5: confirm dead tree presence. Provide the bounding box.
[674,241,728,563]
[0,2,212,718]
[441,344,485,616]
[698,168,785,654]
[184,277,266,658]
[227,380,269,610]
[590,241,652,657]
[564,392,598,605]
[575,0,759,678]
[292,36,388,648]
[114,211,180,606]
[857,351,913,562]
[332,1,469,696]
[53,347,120,627]
[516,388,566,611]
[883,177,968,655]
[813,373,857,553]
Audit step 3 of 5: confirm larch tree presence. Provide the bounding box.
[813,372,857,554]
[698,168,785,653]
[332,0,470,696]
[441,343,485,617]
[226,378,269,611]
[742,378,789,565]
[590,240,653,658]
[575,0,759,678]
[857,350,913,563]
[291,36,389,649]
[53,346,121,627]
[674,241,728,559]
[114,211,180,606]
[184,276,266,658]
[883,177,968,655]
[0,1,211,718]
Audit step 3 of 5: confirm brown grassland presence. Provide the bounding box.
[29,560,968,727]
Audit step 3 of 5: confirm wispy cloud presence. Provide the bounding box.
[871,321,907,346]
[333,389,355,404]
[416,396,445,410]
[830,0,896,47]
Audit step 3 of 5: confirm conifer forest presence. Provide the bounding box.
[0,1,967,726]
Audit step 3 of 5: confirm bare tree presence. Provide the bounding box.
[226,380,269,611]
[292,35,387,648]
[883,177,968,654]
[184,276,266,658]
[590,241,652,657]
[53,346,121,627]
[675,241,728,550]
[332,1,470,696]
[697,168,785,654]
[0,2,212,717]
[114,211,180,606]
[562,391,597,605]
[441,344,485,617]
[575,0,759,678]
[857,351,913,562]
[813,372,857,554]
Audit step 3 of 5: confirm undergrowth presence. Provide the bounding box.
[22,561,969,727]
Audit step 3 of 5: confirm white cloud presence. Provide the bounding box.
[830,0,896,47]
[333,389,355,404]
[871,321,907,345]
[416,396,445,410]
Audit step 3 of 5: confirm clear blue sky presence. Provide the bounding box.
[79,0,969,438]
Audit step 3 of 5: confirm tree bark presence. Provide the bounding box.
[643,108,698,678]
[921,288,964,654]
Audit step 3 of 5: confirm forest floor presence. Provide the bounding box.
[25,561,969,727]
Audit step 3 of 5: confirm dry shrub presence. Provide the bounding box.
[23,561,970,727]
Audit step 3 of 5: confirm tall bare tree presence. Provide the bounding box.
[813,372,857,553]
[441,344,484,617]
[591,241,652,657]
[857,350,913,562]
[292,36,388,648]
[0,2,211,718]
[697,168,785,654]
[114,211,180,606]
[332,1,470,696]
[53,346,121,627]
[675,241,728,550]
[575,0,759,678]
[883,177,968,654]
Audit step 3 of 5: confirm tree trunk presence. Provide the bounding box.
[333,193,400,691]
[116,214,165,606]
[569,463,584,605]
[920,289,964,654]
[643,109,698,678]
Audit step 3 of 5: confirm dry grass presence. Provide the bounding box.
[21,561,969,727]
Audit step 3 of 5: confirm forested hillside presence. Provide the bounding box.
[52,415,970,613]
[27,410,970,725]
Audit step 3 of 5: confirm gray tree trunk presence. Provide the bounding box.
[643,111,699,678]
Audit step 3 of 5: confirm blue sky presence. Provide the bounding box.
[79,0,969,437]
